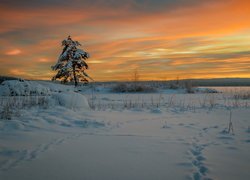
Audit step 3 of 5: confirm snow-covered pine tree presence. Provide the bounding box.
[51,36,92,86]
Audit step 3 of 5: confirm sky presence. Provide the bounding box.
[0,0,250,81]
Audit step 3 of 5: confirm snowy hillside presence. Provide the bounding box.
[0,80,250,180]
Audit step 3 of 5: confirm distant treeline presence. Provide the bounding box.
[159,78,250,87]
[186,78,250,86]
[94,78,250,87]
[1,76,250,86]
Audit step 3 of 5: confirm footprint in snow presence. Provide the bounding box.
[0,137,69,172]
[185,142,212,180]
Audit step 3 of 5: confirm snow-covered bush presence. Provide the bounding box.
[51,92,90,110]
[0,80,51,96]
[0,96,50,120]
[0,104,12,120]
[233,92,250,100]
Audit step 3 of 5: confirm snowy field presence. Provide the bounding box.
[0,80,250,180]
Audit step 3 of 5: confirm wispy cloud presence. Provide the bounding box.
[5,49,21,55]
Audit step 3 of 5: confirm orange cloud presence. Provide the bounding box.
[9,68,26,76]
[5,49,21,55]
[38,58,50,62]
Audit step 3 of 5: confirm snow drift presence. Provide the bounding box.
[51,92,90,110]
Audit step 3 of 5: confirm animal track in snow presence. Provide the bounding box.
[0,135,78,172]
[188,142,212,180]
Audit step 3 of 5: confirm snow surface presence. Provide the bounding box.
[51,92,90,110]
[0,80,250,180]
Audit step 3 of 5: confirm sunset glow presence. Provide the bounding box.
[0,0,250,81]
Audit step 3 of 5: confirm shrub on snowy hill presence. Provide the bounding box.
[233,92,250,100]
[0,80,51,96]
[0,81,91,120]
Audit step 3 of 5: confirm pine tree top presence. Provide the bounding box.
[61,35,81,47]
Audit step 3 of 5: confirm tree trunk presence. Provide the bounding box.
[73,64,78,87]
